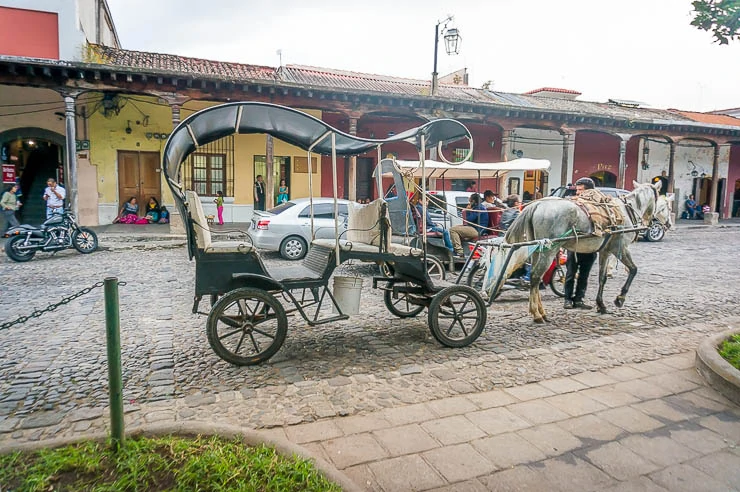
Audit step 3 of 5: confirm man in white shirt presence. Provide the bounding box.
[43,178,66,218]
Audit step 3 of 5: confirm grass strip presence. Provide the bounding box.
[0,434,342,491]
[719,333,740,370]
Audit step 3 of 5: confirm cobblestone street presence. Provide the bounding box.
[1,227,738,451]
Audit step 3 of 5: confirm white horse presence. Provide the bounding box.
[502,181,665,323]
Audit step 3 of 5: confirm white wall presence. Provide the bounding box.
[510,128,573,191]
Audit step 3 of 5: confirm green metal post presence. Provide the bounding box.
[105,277,124,451]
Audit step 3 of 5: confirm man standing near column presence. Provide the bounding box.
[563,177,597,310]
[43,178,66,219]
[254,175,266,212]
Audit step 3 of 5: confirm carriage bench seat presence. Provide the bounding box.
[270,243,334,284]
[185,190,254,254]
[312,199,422,257]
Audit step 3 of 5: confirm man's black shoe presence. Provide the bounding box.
[563,300,574,309]
[573,301,593,310]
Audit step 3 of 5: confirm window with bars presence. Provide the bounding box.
[181,136,234,196]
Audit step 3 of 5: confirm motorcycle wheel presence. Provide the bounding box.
[72,228,99,254]
[5,235,36,262]
[550,265,565,297]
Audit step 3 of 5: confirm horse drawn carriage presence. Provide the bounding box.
[164,102,670,365]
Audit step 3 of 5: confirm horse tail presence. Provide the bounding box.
[505,202,540,243]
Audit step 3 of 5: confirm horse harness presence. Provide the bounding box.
[572,189,627,237]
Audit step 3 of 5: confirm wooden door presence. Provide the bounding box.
[118,151,161,210]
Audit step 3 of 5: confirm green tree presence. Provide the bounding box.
[691,0,740,44]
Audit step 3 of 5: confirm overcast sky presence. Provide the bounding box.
[105,0,739,112]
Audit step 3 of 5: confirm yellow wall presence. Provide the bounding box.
[85,94,173,205]
[86,97,323,207]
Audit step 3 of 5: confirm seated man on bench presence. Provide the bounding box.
[410,192,453,253]
[450,193,488,258]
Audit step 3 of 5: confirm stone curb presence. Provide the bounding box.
[695,327,740,407]
[0,421,362,492]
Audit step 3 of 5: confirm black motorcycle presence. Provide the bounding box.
[3,210,98,262]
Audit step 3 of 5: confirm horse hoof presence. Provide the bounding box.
[533,317,545,324]
[542,316,550,323]
[614,296,625,308]
[598,307,610,315]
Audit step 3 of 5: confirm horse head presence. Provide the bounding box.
[628,180,661,226]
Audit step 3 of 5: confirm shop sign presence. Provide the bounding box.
[76,140,90,151]
[2,164,16,183]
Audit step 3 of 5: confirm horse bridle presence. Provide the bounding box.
[620,186,658,228]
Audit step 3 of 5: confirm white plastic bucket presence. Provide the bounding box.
[332,276,363,315]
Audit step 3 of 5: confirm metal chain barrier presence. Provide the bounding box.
[0,280,127,331]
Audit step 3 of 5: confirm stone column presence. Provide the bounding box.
[500,129,513,162]
[60,91,80,219]
[560,129,574,188]
[615,133,632,189]
[163,94,189,233]
[348,116,358,201]
[667,141,676,193]
[266,135,274,207]
[710,144,720,215]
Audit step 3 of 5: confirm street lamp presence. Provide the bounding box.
[432,15,461,96]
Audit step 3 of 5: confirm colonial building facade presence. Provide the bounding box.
[2,1,740,225]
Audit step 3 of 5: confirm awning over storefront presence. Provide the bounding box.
[392,158,551,179]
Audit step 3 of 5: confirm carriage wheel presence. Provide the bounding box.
[379,261,394,278]
[384,285,425,318]
[425,256,446,282]
[428,285,486,348]
[206,288,288,365]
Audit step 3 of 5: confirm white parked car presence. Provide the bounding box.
[425,191,476,228]
[250,198,350,259]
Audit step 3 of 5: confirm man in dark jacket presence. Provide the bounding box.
[499,194,521,231]
[564,177,597,310]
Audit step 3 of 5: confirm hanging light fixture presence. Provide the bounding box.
[443,28,462,55]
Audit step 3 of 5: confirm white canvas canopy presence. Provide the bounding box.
[393,158,550,179]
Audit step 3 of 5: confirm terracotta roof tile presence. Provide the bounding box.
[90,44,276,81]
[80,45,723,128]
[668,109,740,127]
[524,87,582,95]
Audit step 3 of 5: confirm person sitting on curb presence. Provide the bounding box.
[685,194,700,219]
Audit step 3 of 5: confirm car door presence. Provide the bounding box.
[298,203,338,240]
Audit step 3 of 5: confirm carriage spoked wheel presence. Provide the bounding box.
[206,288,288,365]
[428,285,487,348]
[384,284,426,318]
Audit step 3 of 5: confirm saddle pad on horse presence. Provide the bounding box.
[573,189,626,236]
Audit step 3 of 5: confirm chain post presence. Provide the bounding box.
[104,277,124,451]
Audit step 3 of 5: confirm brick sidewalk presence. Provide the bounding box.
[272,353,739,492]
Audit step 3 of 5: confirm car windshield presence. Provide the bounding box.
[267,202,296,214]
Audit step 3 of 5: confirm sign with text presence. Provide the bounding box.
[2,164,16,183]
[75,140,90,151]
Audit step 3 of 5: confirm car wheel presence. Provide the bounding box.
[645,220,665,242]
[280,236,308,260]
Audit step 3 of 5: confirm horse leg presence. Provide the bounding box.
[529,288,544,323]
[614,248,638,308]
[596,252,611,314]
[530,251,553,322]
